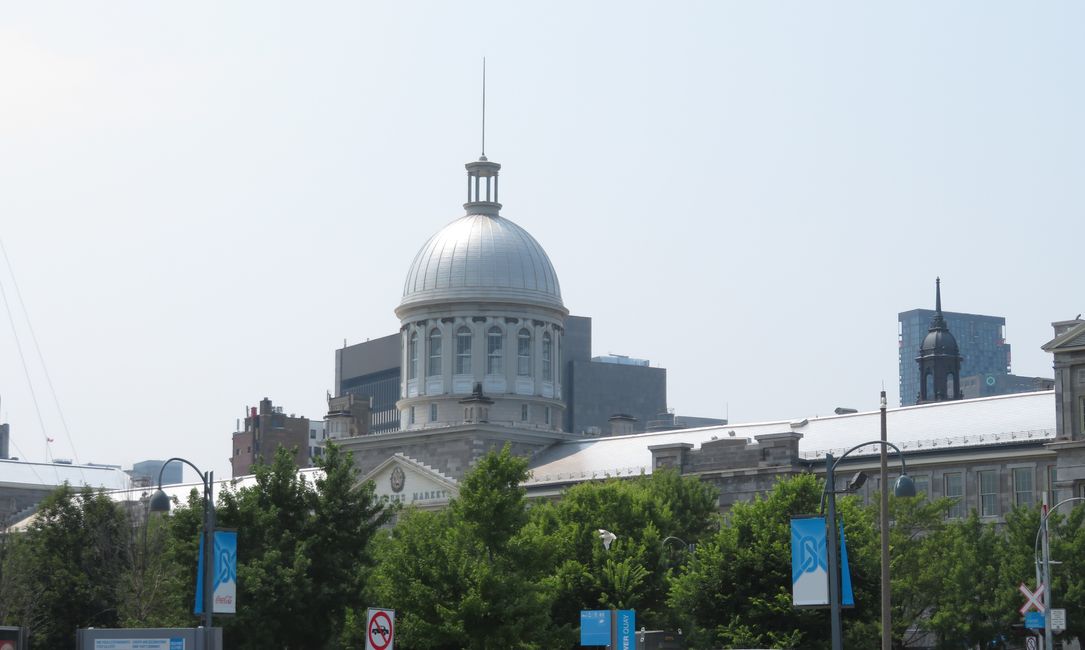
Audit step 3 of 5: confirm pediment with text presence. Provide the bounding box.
[362,453,459,508]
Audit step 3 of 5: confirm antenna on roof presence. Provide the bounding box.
[481,57,487,159]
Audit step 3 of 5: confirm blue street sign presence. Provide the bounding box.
[1025,611,1044,629]
[616,609,636,650]
[580,610,611,646]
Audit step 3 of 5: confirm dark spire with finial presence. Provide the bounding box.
[916,277,962,402]
[929,277,947,331]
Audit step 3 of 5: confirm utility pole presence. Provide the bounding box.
[880,391,891,650]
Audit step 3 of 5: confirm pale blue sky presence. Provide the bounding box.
[1,2,1082,481]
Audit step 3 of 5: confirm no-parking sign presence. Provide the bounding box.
[365,608,395,650]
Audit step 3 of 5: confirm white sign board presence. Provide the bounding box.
[93,640,185,650]
[1051,608,1066,632]
[365,608,395,650]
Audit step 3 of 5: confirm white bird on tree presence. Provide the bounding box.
[598,529,617,551]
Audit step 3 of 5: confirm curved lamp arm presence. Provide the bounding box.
[820,440,914,513]
[1033,496,1085,561]
[662,535,689,550]
[149,457,209,513]
[830,440,909,475]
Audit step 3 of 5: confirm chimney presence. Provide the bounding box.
[608,413,637,436]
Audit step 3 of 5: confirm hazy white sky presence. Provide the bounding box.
[1,2,1082,482]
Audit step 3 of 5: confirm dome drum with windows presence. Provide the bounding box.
[395,157,567,432]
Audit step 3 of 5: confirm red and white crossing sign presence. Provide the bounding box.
[365,607,395,650]
[1019,582,1045,615]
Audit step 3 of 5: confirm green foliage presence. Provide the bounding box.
[212,443,389,650]
[4,484,129,649]
[370,445,559,649]
[527,469,719,632]
[669,472,845,649]
[8,458,1085,650]
[116,510,190,627]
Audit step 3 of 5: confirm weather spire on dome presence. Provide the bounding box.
[480,57,487,161]
[465,60,501,217]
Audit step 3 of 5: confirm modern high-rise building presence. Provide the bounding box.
[898,291,1010,406]
[128,459,183,486]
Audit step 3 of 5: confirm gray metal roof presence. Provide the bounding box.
[0,459,131,491]
[526,391,1056,486]
[400,214,564,312]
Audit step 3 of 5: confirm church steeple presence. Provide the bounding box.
[916,278,963,403]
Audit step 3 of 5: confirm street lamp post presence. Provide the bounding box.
[149,458,215,637]
[1033,496,1085,650]
[822,440,916,650]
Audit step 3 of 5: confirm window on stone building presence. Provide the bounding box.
[429,403,438,422]
[487,326,503,375]
[456,326,472,374]
[408,332,419,380]
[545,406,551,426]
[521,404,528,421]
[913,475,930,500]
[517,329,532,376]
[1014,467,1035,507]
[945,473,964,518]
[946,373,956,397]
[428,329,442,377]
[409,406,415,425]
[978,470,998,517]
[542,332,552,381]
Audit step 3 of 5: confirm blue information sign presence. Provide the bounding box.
[1025,611,1044,629]
[580,610,611,646]
[616,609,636,650]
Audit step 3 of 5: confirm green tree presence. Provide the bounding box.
[527,469,719,633]
[215,443,388,649]
[668,473,880,649]
[923,513,1008,648]
[116,510,190,627]
[879,494,954,648]
[1048,503,1085,642]
[7,484,129,649]
[370,446,561,649]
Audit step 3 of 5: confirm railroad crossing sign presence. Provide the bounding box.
[365,607,395,650]
[1019,582,1045,615]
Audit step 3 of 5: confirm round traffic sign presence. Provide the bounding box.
[368,610,394,650]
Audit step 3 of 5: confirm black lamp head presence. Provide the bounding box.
[846,471,867,492]
[148,488,172,513]
[894,474,916,498]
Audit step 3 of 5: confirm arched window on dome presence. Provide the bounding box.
[487,326,504,375]
[456,326,472,375]
[427,328,442,377]
[517,328,532,376]
[924,371,934,401]
[542,332,552,381]
[946,373,957,398]
[408,332,419,381]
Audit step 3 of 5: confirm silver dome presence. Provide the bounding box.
[400,214,563,311]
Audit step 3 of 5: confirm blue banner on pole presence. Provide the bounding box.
[839,522,854,607]
[791,516,829,606]
[195,530,238,614]
[580,610,611,646]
